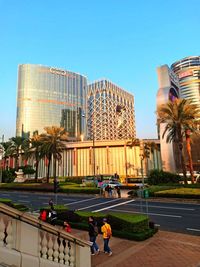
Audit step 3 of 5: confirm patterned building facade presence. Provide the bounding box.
[87,79,136,141]
[16,64,87,140]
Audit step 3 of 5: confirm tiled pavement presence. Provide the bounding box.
[73,229,200,267]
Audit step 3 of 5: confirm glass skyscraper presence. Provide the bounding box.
[16,64,87,139]
[171,56,200,107]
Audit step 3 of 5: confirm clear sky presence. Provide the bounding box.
[0,0,199,141]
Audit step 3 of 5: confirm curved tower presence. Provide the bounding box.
[156,65,180,172]
[16,64,87,140]
[171,56,200,107]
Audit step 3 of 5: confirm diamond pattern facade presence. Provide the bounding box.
[87,79,136,140]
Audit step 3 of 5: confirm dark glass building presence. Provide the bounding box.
[16,64,87,140]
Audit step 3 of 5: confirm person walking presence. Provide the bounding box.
[101,218,112,256]
[49,198,54,209]
[88,216,100,256]
[116,185,121,198]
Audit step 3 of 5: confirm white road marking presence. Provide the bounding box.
[64,197,97,206]
[186,228,200,232]
[38,197,49,199]
[127,203,195,211]
[0,194,10,196]
[18,200,30,203]
[62,198,77,201]
[112,209,182,218]
[77,199,120,211]
[18,195,28,198]
[92,199,136,213]
[155,224,160,227]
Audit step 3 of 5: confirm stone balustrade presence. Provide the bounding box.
[0,203,91,267]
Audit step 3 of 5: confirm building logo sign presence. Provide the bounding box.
[50,67,76,78]
[179,70,193,79]
[50,68,67,76]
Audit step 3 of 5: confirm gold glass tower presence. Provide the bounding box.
[16,64,87,139]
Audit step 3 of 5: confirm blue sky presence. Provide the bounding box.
[0,0,199,140]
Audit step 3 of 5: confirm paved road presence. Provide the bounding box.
[0,191,200,236]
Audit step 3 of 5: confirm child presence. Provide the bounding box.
[63,221,71,233]
[39,209,47,222]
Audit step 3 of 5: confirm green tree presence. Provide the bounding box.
[8,137,26,171]
[24,131,43,182]
[0,141,12,169]
[157,99,200,184]
[40,126,68,183]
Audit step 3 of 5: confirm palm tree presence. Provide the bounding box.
[24,131,43,182]
[40,126,68,183]
[157,99,200,184]
[8,136,26,171]
[0,141,12,169]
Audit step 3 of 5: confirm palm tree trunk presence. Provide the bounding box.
[53,156,57,183]
[185,130,194,184]
[177,126,187,184]
[46,156,52,183]
[35,160,39,182]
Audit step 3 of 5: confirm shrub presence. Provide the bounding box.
[19,165,35,175]
[65,177,83,184]
[148,169,180,185]
[107,213,149,233]
[2,168,16,183]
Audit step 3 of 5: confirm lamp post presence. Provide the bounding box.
[93,131,96,179]
[139,140,144,187]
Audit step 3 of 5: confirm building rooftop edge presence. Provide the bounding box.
[18,63,88,79]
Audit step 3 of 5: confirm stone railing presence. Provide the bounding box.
[0,203,91,267]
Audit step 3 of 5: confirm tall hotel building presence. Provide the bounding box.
[171,56,200,169]
[171,56,200,107]
[16,64,87,139]
[87,79,136,141]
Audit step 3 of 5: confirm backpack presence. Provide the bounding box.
[105,225,112,238]
[94,225,99,236]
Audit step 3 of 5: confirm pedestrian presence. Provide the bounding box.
[39,209,47,222]
[88,216,100,256]
[101,218,112,256]
[108,185,112,197]
[49,198,54,209]
[116,186,121,198]
[63,221,71,233]
[49,207,57,225]
[105,184,109,198]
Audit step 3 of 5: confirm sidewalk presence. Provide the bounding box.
[73,229,200,267]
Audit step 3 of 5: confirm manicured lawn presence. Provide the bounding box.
[155,187,200,198]
[0,182,99,194]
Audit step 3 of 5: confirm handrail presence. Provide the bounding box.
[0,203,90,248]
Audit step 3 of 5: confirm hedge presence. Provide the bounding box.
[0,198,29,211]
[154,188,200,199]
[148,169,180,185]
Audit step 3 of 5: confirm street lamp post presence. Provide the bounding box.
[139,140,144,187]
[93,132,96,179]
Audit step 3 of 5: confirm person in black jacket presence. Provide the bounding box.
[88,216,100,255]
